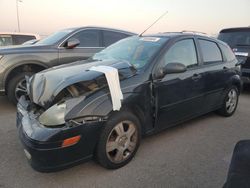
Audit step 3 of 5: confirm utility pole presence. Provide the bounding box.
[16,0,22,32]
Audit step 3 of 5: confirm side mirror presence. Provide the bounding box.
[65,38,80,49]
[163,62,187,75]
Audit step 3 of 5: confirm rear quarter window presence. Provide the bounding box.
[198,39,223,64]
[219,43,236,61]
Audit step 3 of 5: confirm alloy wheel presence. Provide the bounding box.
[15,78,27,100]
[226,89,237,114]
[106,120,138,164]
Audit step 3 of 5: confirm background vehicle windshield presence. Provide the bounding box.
[218,31,250,48]
[0,35,12,46]
[36,29,73,45]
[93,36,168,68]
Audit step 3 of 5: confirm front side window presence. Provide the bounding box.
[162,39,198,68]
[199,39,223,64]
[71,30,100,47]
[37,29,73,45]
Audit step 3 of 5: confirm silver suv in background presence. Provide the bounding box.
[0,32,40,47]
[0,26,136,104]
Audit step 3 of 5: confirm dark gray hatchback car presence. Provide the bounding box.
[0,26,135,103]
[17,33,242,171]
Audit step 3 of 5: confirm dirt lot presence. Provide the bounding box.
[0,90,250,188]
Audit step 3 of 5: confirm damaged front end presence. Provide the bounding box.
[25,60,136,128]
[16,60,136,171]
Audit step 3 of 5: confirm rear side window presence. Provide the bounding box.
[199,39,222,64]
[12,35,35,45]
[219,43,236,61]
[0,35,13,46]
[71,30,100,47]
[162,39,198,68]
[103,31,129,47]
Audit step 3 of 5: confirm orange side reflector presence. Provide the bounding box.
[62,135,81,148]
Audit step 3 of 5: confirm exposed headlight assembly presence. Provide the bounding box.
[39,102,66,126]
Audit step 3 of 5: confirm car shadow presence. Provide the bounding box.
[0,96,16,113]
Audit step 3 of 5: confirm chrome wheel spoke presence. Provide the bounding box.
[16,87,26,93]
[126,124,136,139]
[15,79,27,99]
[114,123,125,136]
[114,148,124,162]
[226,89,237,113]
[226,100,231,108]
[106,141,118,152]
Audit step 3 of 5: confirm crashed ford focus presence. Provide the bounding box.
[16,33,242,172]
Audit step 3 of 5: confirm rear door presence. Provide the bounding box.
[101,30,130,47]
[154,38,206,129]
[58,29,104,64]
[197,38,232,112]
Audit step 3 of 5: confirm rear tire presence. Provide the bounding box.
[7,72,34,105]
[96,111,141,169]
[217,86,239,117]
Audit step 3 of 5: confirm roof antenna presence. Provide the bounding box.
[139,10,168,37]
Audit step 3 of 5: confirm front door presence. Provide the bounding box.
[58,29,104,65]
[154,38,206,129]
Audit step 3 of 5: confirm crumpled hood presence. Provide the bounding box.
[29,59,136,108]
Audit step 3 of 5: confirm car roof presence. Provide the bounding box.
[143,32,216,40]
[141,32,228,46]
[64,26,137,36]
[219,27,250,33]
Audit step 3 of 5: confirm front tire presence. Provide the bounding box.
[217,86,239,117]
[96,111,141,169]
[7,72,34,104]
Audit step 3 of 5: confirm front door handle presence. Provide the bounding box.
[223,66,229,70]
[192,74,202,81]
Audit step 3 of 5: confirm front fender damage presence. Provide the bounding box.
[30,62,135,127]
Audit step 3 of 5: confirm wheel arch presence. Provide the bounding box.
[228,74,242,94]
[4,61,48,93]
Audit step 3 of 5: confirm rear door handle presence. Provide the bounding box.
[192,74,202,81]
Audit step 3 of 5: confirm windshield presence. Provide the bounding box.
[218,31,250,48]
[93,36,168,68]
[36,29,74,45]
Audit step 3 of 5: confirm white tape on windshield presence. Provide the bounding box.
[90,66,123,111]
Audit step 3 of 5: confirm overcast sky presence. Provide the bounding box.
[0,0,249,36]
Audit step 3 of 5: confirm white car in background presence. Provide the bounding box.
[0,32,40,47]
